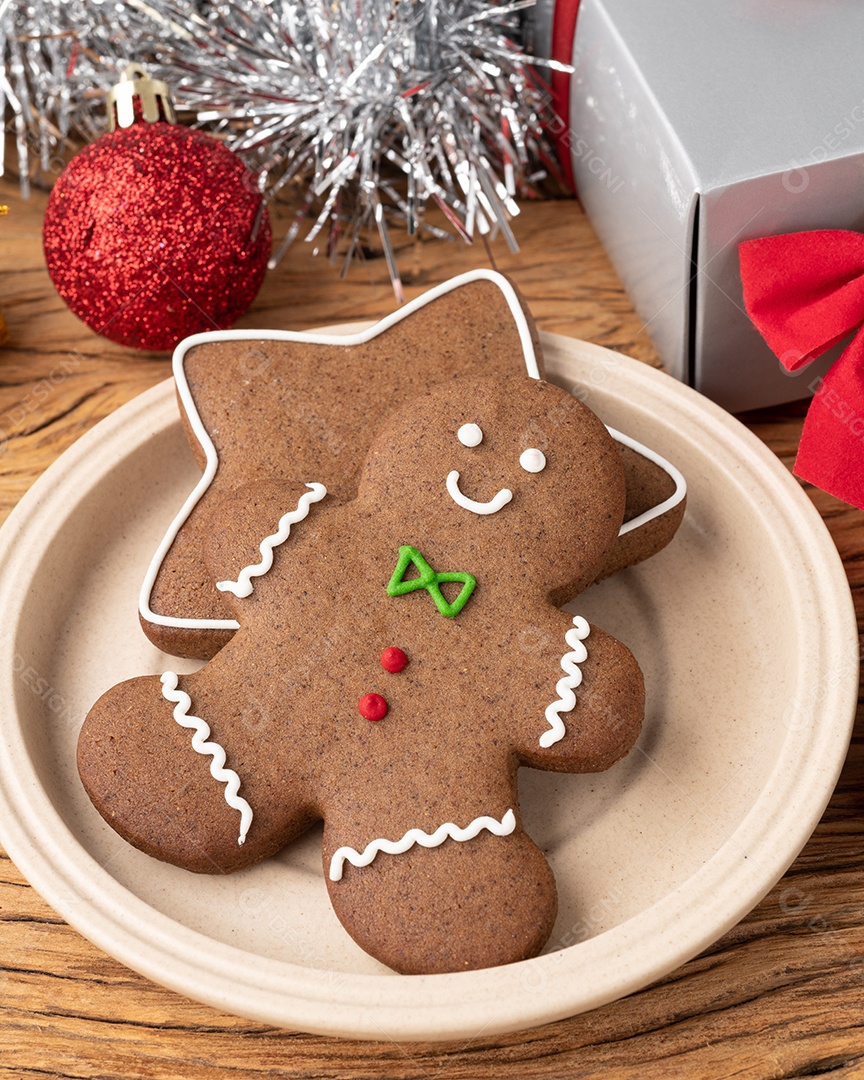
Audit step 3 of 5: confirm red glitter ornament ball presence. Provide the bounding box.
[43,122,271,352]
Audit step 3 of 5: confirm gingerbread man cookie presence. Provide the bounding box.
[138,270,685,661]
[80,374,650,974]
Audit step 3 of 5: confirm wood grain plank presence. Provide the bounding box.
[1,176,863,1079]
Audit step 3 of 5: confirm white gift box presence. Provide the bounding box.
[531,0,864,411]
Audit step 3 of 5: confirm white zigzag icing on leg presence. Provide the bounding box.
[160,671,253,846]
[216,482,327,598]
[540,616,591,748]
[328,808,516,881]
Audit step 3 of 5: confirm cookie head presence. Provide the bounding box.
[359,375,627,599]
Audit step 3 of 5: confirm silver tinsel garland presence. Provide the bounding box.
[0,0,118,194]
[1,0,565,291]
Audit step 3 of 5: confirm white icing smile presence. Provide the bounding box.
[446,470,513,515]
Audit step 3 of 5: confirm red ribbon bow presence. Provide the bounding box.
[739,229,864,511]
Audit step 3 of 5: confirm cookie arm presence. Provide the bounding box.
[78,671,319,874]
[513,617,644,773]
[200,478,327,607]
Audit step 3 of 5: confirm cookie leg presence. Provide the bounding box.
[324,824,557,974]
[78,673,311,874]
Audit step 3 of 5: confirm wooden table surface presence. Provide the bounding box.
[1,179,862,1079]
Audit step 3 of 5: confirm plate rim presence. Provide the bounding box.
[0,334,857,1041]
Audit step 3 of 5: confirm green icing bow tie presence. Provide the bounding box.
[386,545,476,618]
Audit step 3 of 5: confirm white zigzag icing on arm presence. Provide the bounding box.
[540,616,591,748]
[328,808,516,882]
[160,671,253,846]
[216,482,327,598]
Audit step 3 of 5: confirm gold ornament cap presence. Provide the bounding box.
[107,63,176,130]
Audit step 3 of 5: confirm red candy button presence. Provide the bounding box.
[358,693,388,722]
[380,646,408,673]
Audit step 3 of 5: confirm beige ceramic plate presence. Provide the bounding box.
[0,332,857,1042]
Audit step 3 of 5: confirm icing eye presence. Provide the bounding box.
[520,448,546,473]
[457,423,483,448]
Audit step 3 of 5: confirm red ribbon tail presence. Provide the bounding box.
[794,329,864,510]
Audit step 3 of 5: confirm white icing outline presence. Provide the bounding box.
[541,616,590,749]
[138,269,687,632]
[608,426,687,537]
[160,671,253,846]
[446,469,513,516]
[328,808,516,882]
[139,270,539,632]
[216,482,326,598]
